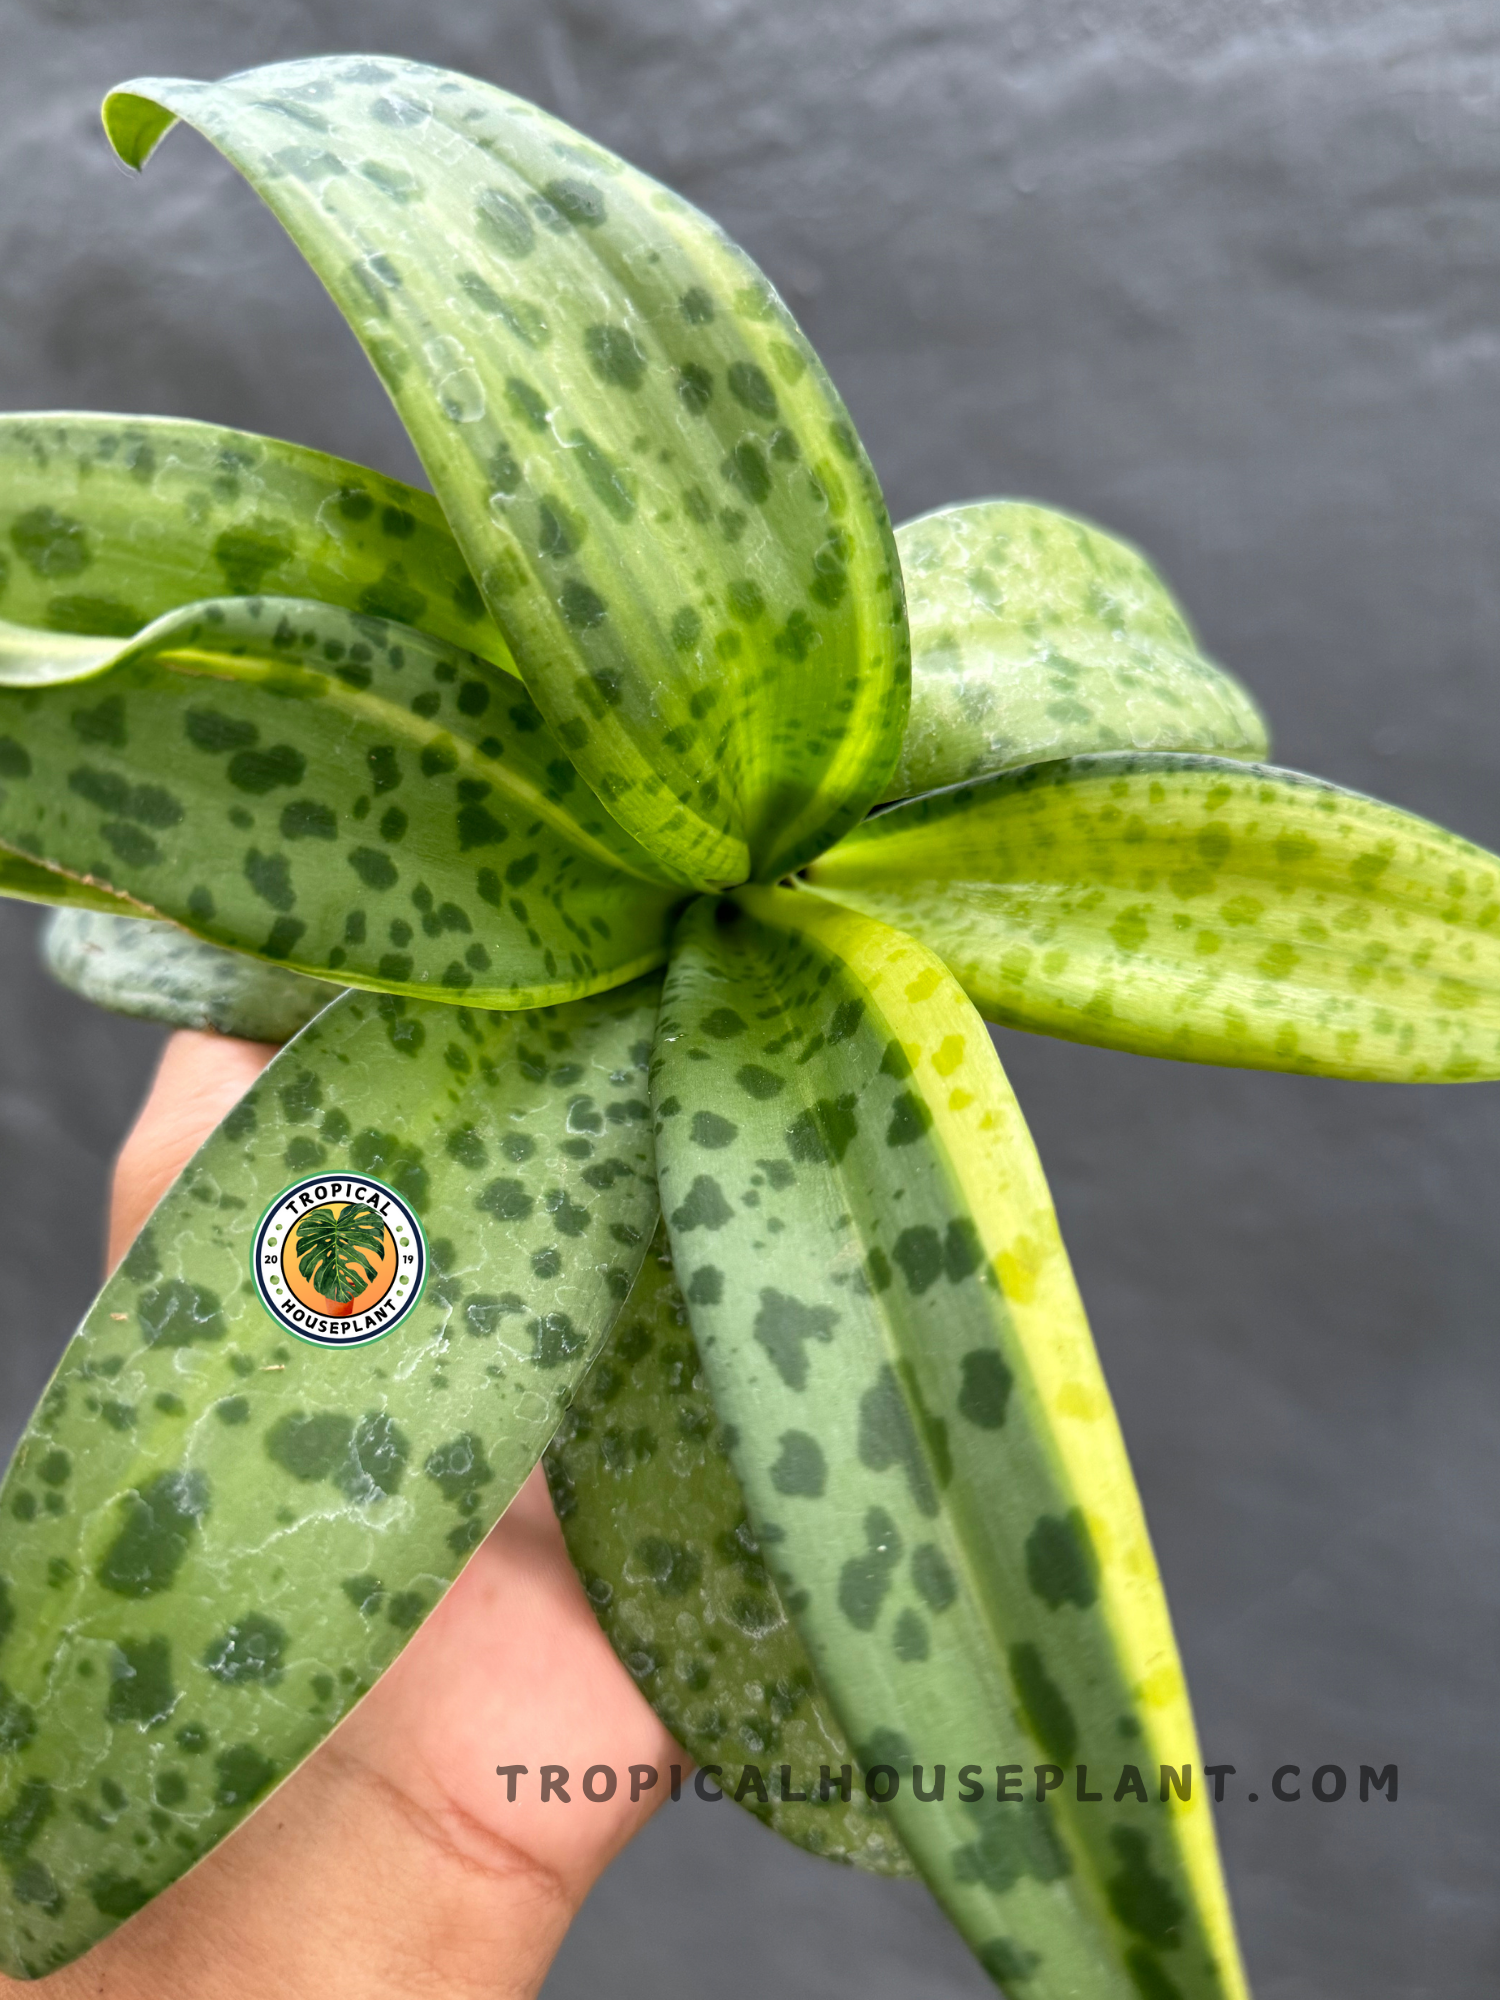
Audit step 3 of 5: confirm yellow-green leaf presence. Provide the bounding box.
[0,413,514,674]
[652,886,1246,1999]
[104,59,909,888]
[809,754,1500,1079]
[883,502,1266,802]
[0,595,685,1008]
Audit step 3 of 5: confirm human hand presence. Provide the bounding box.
[9,1030,679,2000]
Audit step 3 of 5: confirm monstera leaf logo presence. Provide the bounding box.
[293,1203,388,1316]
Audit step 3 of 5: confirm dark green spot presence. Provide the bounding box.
[106,1636,176,1726]
[228,744,306,795]
[424,1432,494,1505]
[722,442,771,505]
[690,1110,738,1149]
[1008,1641,1077,1763]
[265,1411,354,1483]
[636,1536,701,1598]
[139,1280,224,1348]
[37,1449,70,1488]
[69,693,128,746]
[544,177,606,226]
[0,1682,36,1752]
[770,1430,826,1497]
[1107,1829,1186,1951]
[670,1174,733,1233]
[476,187,535,256]
[281,798,338,841]
[753,1289,837,1391]
[186,709,258,755]
[838,1507,902,1630]
[892,1609,929,1661]
[726,360,778,418]
[11,506,90,578]
[958,1349,1013,1429]
[214,526,292,594]
[97,1470,209,1598]
[214,1743,276,1808]
[349,846,399,891]
[858,1364,942,1516]
[1026,1509,1100,1611]
[735,1064,783,1099]
[476,1178,533,1224]
[342,1574,384,1616]
[686,1265,722,1306]
[88,1871,152,1920]
[978,1939,1043,1985]
[203,1612,287,1686]
[886,1091,934,1147]
[531,1312,586,1369]
[560,580,607,629]
[912,1543,957,1613]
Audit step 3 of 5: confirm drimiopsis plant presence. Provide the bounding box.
[0,55,1494,1994]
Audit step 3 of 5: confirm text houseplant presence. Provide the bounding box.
[1,53,1497,1994]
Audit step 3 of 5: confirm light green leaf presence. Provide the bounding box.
[43,910,342,1041]
[882,502,1267,802]
[0,594,685,1007]
[546,1218,912,1875]
[0,974,660,1977]
[808,754,1500,1080]
[0,413,514,674]
[103,58,909,889]
[652,888,1246,2000]
[0,845,142,918]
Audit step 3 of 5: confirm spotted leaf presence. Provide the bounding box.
[103,58,910,889]
[653,888,1246,2000]
[547,1218,911,1875]
[809,754,1500,1079]
[0,413,514,675]
[883,501,1267,803]
[44,911,341,1041]
[0,975,659,1976]
[0,594,685,1008]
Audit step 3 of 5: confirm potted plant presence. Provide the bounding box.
[0,53,1495,1993]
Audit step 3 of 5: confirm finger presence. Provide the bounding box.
[107,1030,277,1273]
[335,1463,684,1896]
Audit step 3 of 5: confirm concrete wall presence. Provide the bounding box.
[4,4,1498,1993]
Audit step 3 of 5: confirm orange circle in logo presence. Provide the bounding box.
[281,1203,401,1319]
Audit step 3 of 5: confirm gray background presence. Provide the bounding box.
[2,1,1497,1994]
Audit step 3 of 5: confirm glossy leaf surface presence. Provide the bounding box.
[0,594,684,1007]
[809,755,1500,1079]
[0,975,660,1977]
[0,413,513,673]
[43,911,342,1043]
[653,889,1244,1999]
[547,1219,911,1874]
[882,503,1266,803]
[105,59,909,888]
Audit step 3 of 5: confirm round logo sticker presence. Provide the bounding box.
[252,1175,426,1347]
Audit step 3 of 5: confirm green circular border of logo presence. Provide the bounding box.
[251,1173,427,1348]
